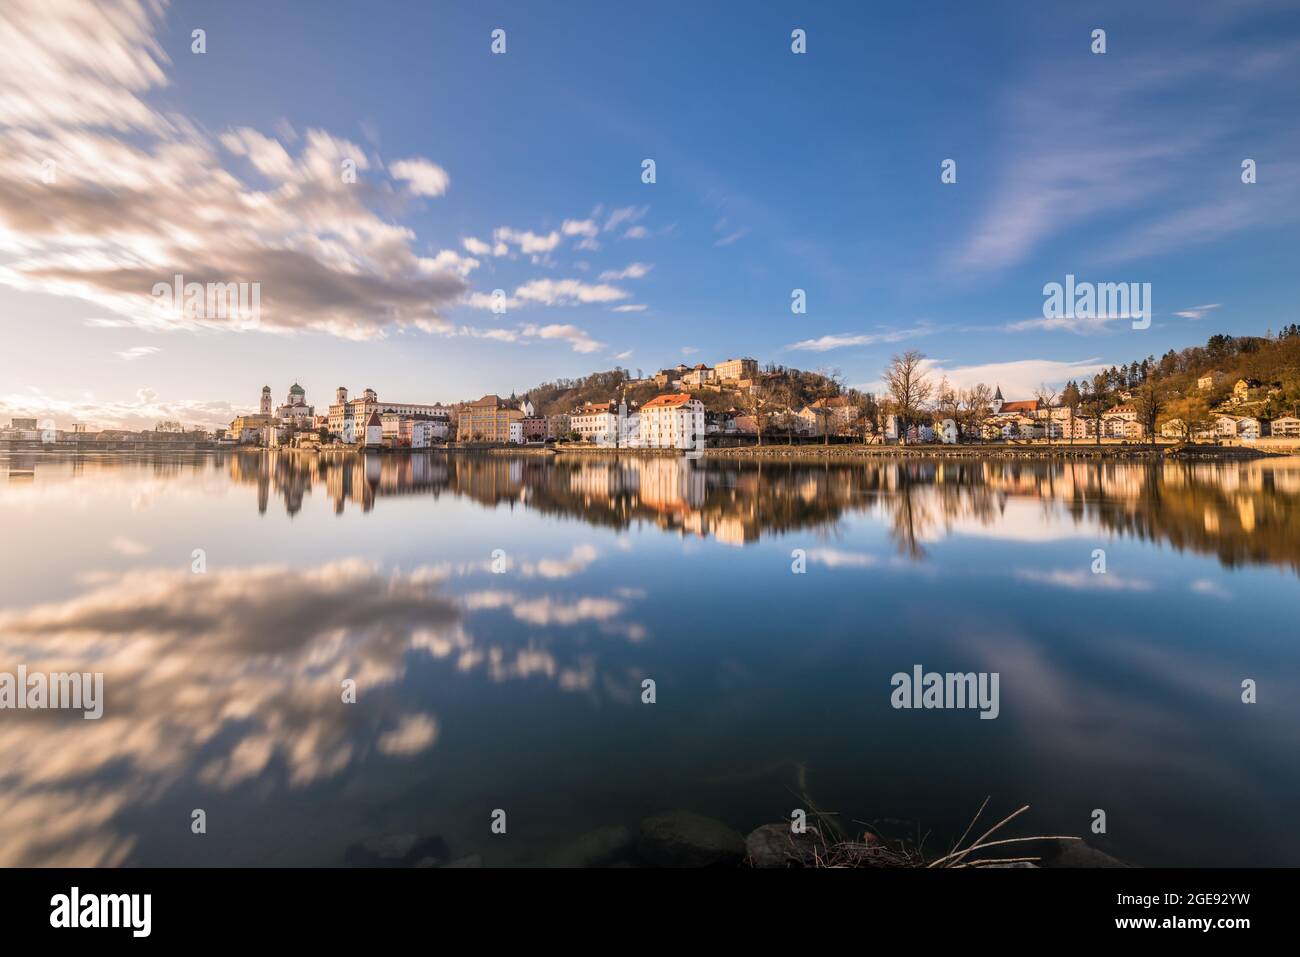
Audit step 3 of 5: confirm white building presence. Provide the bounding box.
[1271,416,1300,437]
[571,399,639,447]
[409,420,434,448]
[571,402,617,443]
[361,411,383,447]
[885,414,902,441]
[329,387,449,443]
[509,421,524,445]
[938,418,959,444]
[616,399,640,447]
[1215,415,1240,438]
[681,364,716,388]
[1237,416,1262,440]
[1161,419,1188,439]
[638,393,704,450]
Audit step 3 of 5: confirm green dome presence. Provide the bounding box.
[289,382,305,395]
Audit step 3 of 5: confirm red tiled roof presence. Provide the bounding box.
[1000,399,1039,413]
[642,393,695,409]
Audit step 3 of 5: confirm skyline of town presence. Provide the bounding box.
[5,315,1294,431]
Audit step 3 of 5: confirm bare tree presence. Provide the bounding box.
[1034,383,1058,443]
[847,390,881,443]
[1133,379,1164,444]
[935,376,961,422]
[884,350,933,444]
[738,381,783,447]
[960,383,993,442]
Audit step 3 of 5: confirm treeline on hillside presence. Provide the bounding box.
[1059,327,1300,424]
[875,328,1300,441]
[507,364,852,417]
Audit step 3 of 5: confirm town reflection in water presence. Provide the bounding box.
[224,450,1300,572]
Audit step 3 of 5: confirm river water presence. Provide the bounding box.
[1,449,1296,866]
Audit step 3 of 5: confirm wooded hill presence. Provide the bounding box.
[1060,326,1300,425]
[501,364,851,417]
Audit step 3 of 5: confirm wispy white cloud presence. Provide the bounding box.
[598,262,651,281]
[1174,303,1222,320]
[513,278,628,306]
[1190,578,1232,600]
[561,219,598,239]
[603,206,647,233]
[1005,313,1141,335]
[860,357,1110,398]
[785,326,931,352]
[492,227,561,255]
[522,323,604,354]
[1014,568,1155,592]
[953,31,1300,272]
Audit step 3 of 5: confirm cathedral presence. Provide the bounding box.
[227,383,315,445]
[273,382,316,427]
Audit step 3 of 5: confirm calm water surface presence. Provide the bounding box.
[1,450,1297,866]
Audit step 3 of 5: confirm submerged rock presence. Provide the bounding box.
[1040,841,1128,868]
[344,833,450,868]
[980,861,1039,868]
[553,825,637,868]
[745,823,823,868]
[638,811,746,868]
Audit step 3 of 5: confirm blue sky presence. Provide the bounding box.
[1,0,1298,428]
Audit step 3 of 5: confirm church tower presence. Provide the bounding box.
[260,385,272,415]
[336,386,348,405]
[992,385,1004,414]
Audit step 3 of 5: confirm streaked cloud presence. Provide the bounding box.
[514,278,628,306]
[603,206,647,232]
[785,326,932,352]
[1014,568,1155,592]
[522,323,604,354]
[1174,303,1222,320]
[0,1,471,340]
[598,262,651,280]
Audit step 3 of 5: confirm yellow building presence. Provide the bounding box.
[716,357,758,382]
[457,395,523,442]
